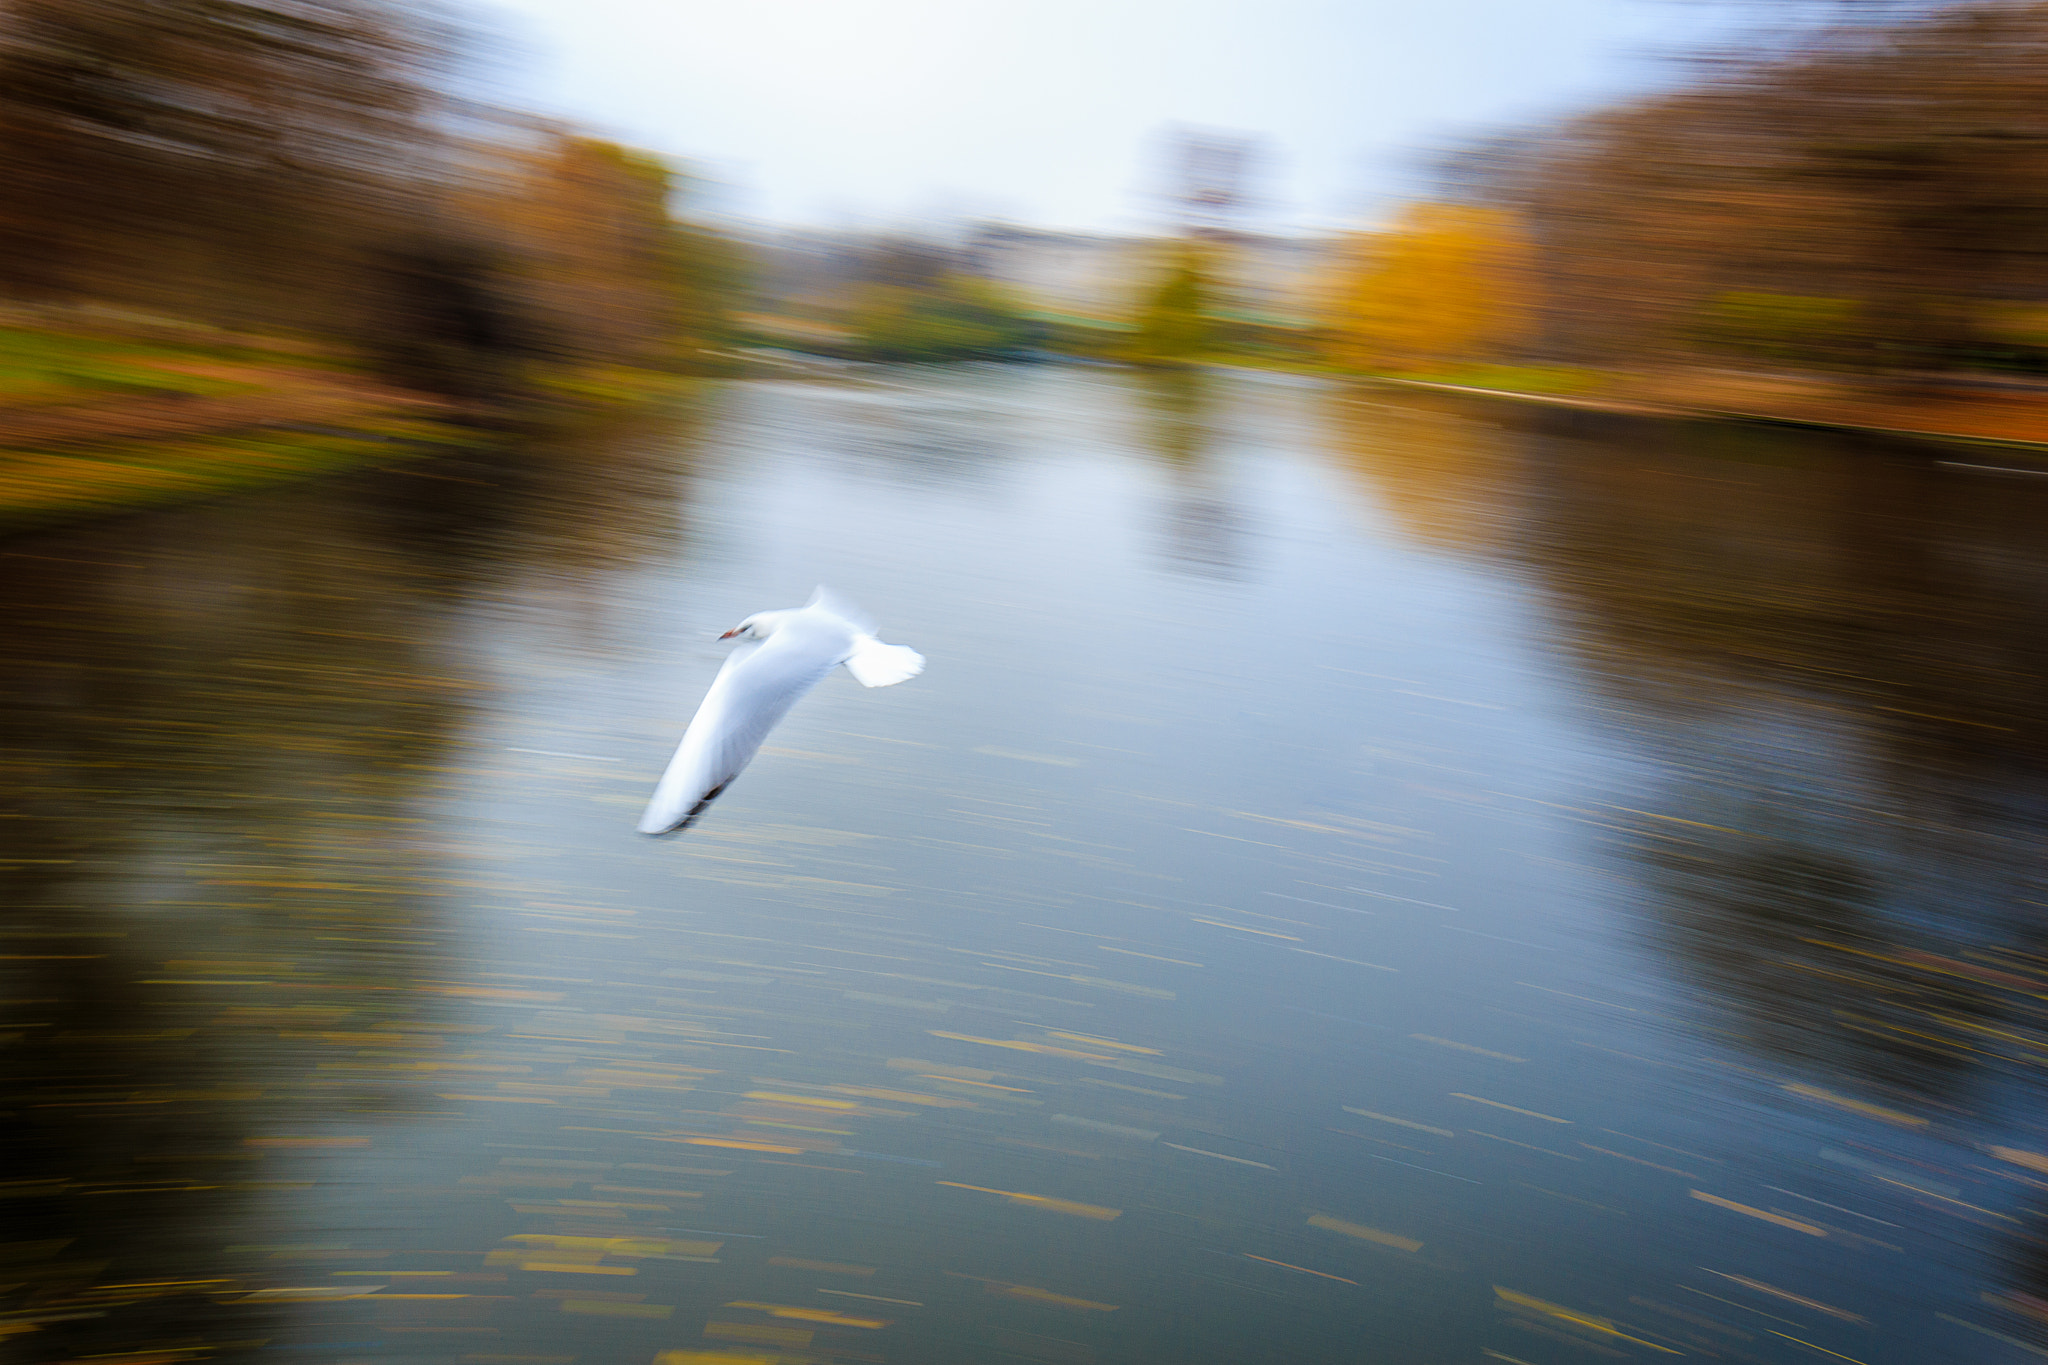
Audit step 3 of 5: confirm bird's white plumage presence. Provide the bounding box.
[637,590,923,835]
[846,635,925,688]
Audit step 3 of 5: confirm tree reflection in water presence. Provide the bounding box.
[1132,370,1250,580]
[1320,385,1521,561]
[1328,390,2048,1342]
[1518,415,2048,1335]
[0,405,702,1359]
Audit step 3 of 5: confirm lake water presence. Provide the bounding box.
[4,366,2046,1364]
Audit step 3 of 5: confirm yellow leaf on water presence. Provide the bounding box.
[1782,1083,1927,1128]
[1308,1213,1422,1251]
[742,1092,859,1110]
[722,1302,889,1328]
[1992,1146,2048,1174]
[1492,1287,1680,1354]
[1690,1189,1827,1236]
[560,1300,671,1318]
[936,1182,1120,1219]
[704,1323,813,1347]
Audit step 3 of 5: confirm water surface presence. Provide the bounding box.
[5,367,2046,1364]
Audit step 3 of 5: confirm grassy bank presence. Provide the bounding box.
[0,318,696,535]
[1353,363,2048,456]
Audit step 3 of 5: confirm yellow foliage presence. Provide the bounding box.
[1324,203,1537,370]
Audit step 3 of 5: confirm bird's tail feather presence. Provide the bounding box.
[846,637,924,688]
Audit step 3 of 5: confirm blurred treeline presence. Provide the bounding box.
[1325,0,2048,381]
[747,232,1049,363]
[0,0,746,400]
[747,229,1315,368]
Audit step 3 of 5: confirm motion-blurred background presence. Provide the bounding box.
[5,4,2048,1365]
[6,0,2048,448]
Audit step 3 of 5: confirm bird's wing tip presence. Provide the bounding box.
[636,784,728,836]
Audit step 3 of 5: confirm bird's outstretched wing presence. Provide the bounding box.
[806,585,876,635]
[637,634,843,835]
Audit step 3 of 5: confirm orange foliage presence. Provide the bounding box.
[1323,204,1537,371]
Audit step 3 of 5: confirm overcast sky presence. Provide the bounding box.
[472,0,1728,232]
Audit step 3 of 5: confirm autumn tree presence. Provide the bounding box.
[1506,1,2048,372]
[0,2,742,397]
[460,133,678,367]
[1323,203,1536,372]
[0,0,454,320]
[1131,242,1216,365]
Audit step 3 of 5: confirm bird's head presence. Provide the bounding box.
[719,611,782,641]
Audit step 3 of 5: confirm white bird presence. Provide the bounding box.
[637,588,924,835]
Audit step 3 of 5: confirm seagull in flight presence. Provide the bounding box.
[638,588,924,835]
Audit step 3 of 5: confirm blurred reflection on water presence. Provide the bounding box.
[1131,372,1250,579]
[1512,419,2046,1094]
[3,370,2045,1363]
[0,407,706,1358]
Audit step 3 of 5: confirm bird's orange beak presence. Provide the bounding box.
[719,628,740,639]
